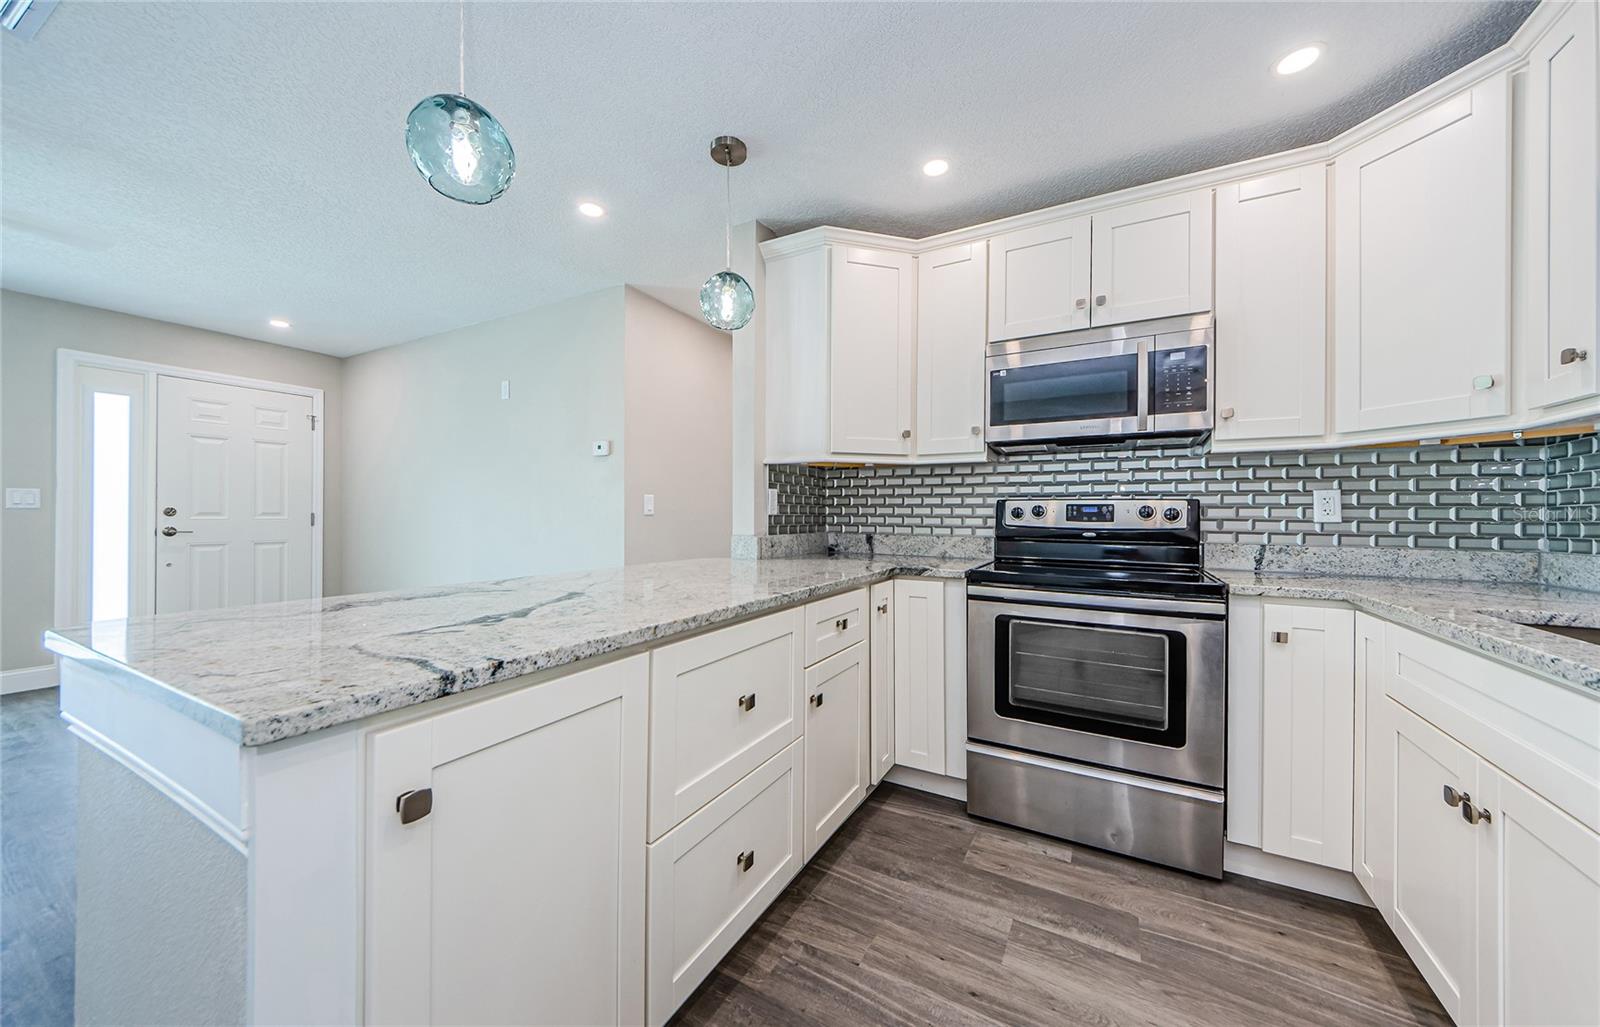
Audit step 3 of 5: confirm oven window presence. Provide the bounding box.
[989,352,1139,426]
[995,616,1188,748]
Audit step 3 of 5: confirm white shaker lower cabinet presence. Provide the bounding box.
[365,655,648,1027]
[1213,164,1327,446]
[1333,73,1511,433]
[1260,601,1355,870]
[892,578,947,775]
[1088,189,1213,327]
[1352,612,1392,910]
[647,607,803,840]
[803,641,870,861]
[869,580,895,785]
[645,742,804,1027]
[1518,0,1600,411]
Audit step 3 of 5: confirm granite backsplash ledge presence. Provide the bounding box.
[768,433,1600,556]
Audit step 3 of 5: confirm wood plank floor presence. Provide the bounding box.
[672,784,1448,1027]
[1,688,77,1027]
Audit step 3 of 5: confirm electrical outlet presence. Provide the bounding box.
[4,487,40,509]
[592,440,611,457]
[1312,488,1342,524]
[766,487,779,516]
[642,494,655,516]
[500,380,510,400]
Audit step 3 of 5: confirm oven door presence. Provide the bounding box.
[985,336,1147,445]
[967,588,1226,788]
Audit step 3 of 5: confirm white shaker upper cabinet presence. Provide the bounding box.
[1214,166,1328,445]
[1089,190,1213,327]
[986,216,1091,341]
[1520,0,1599,411]
[916,242,988,457]
[1334,74,1512,433]
[830,246,917,456]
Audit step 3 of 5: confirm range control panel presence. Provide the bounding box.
[1001,497,1191,529]
[1149,345,1209,415]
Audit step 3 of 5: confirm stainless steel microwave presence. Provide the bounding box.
[985,314,1214,449]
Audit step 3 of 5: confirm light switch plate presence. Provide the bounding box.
[592,440,611,457]
[4,487,41,509]
[500,380,510,400]
[766,487,779,516]
[642,494,655,516]
[1312,488,1342,524]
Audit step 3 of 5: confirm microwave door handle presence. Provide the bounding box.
[1136,337,1151,430]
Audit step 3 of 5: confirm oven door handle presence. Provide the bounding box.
[967,585,1226,620]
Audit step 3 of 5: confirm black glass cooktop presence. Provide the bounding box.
[969,559,1228,602]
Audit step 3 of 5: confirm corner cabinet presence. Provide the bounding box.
[763,233,986,464]
[1333,73,1512,433]
[365,655,648,1027]
[1518,0,1599,411]
[1213,165,1328,445]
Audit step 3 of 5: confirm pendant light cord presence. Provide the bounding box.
[724,157,733,270]
[458,0,465,95]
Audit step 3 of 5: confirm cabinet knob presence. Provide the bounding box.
[1561,347,1590,365]
[1461,801,1493,826]
[162,506,177,517]
[1075,298,1087,310]
[877,601,888,614]
[1095,295,1107,306]
[1472,374,1496,391]
[736,849,755,873]
[1442,784,1466,808]
[835,616,850,631]
[1271,631,1289,644]
[395,787,433,825]
[1220,407,1235,420]
[971,425,981,435]
[737,692,756,712]
[900,429,911,440]
[810,692,825,708]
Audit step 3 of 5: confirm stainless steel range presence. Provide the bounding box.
[966,496,1227,877]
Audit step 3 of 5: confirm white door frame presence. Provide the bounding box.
[54,348,325,627]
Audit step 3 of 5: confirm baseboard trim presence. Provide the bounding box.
[1,664,57,695]
[1223,841,1372,906]
[882,764,968,802]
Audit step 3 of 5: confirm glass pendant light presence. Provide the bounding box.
[700,136,756,331]
[405,0,515,205]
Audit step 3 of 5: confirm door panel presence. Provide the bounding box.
[155,376,314,613]
[893,578,946,774]
[830,246,915,455]
[804,643,868,860]
[916,242,988,456]
[1089,191,1213,326]
[986,217,1091,341]
[869,581,895,785]
[1353,613,1392,911]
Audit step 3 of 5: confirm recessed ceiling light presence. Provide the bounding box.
[268,318,292,329]
[577,201,606,218]
[1275,45,1322,76]
[922,158,950,177]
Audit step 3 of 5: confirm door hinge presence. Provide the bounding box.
[307,413,318,430]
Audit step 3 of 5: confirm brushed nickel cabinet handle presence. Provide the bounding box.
[971,425,981,435]
[736,849,755,873]
[1561,347,1590,365]
[840,616,849,631]
[877,601,888,614]
[396,787,433,825]
[737,693,756,712]
[1220,407,1235,420]
[1442,785,1465,808]
[1272,631,1289,644]
[900,429,912,440]
[1075,298,1087,310]
[1472,374,1496,390]
[1095,295,1107,306]
[1461,801,1492,826]
[810,692,824,708]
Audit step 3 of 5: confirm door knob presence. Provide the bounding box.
[161,526,194,537]
[1442,784,1466,808]
[1561,347,1590,365]
[162,506,177,517]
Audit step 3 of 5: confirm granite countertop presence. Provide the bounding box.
[1214,570,1600,698]
[44,556,983,747]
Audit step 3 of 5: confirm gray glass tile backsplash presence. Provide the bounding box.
[768,434,1600,555]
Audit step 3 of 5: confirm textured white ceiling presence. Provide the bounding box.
[0,1,1531,356]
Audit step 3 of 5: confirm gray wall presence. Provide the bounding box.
[0,290,346,671]
[622,288,732,564]
[772,434,1598,554]
[340,288,629,593]
[75,743,246,1025]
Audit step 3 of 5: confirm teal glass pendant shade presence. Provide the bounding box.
[405,94,515,205]
[700,270,755,331]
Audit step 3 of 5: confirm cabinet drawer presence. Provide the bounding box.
[646,741,803,1026]
[803,588,868,666]
[649,607,803,841]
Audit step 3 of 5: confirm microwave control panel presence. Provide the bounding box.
[1149,346,1208,415]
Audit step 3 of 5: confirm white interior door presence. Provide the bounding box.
[155,375,314,613]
